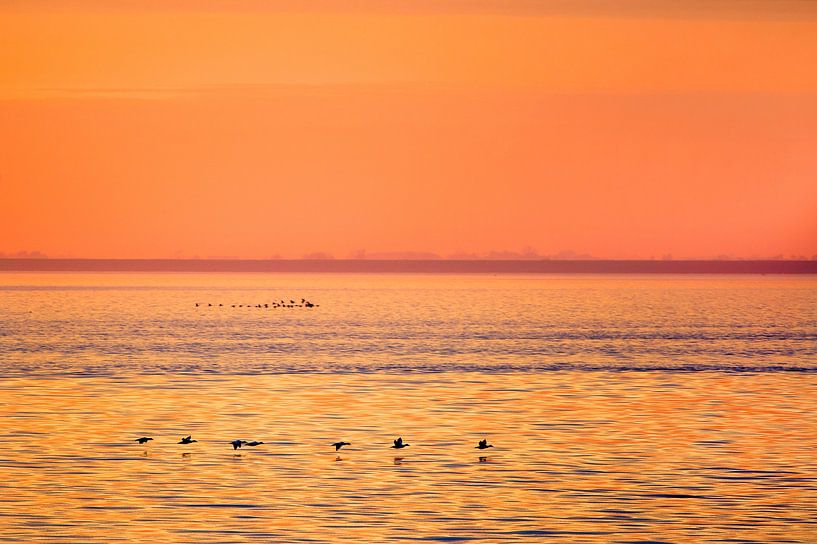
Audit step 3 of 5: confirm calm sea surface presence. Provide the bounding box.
[1,273,816,543]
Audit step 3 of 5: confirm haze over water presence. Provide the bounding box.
[1,273,816,542]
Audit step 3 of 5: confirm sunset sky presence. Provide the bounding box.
[1,0,816,259]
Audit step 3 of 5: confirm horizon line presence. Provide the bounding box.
[2,258,816,274]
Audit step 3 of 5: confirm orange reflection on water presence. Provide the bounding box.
[1,371,817,542]
[1,273,816,541]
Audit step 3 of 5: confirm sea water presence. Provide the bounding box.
[1,273,815,542]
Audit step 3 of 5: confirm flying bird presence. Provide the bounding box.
[244,441,264,447]
[135,437,153,444]
[391,437,410,449]
[231,439,247,450]
[178,436,198,444]
[476,439,493,450]
[332,441,351,451]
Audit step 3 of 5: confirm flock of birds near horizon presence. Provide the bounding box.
[196,299,317,309]
[135,436,495,459]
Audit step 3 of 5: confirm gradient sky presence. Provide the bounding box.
[1,1,816,259]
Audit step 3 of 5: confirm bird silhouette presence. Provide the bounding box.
[178,435,198,444]
[391,437,410,449]
[135,437,153,444]
[476,439,493,450]
[332,441,351,451]
[231,439,247,450]
[244,441,264,447]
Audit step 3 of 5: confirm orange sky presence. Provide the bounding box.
[1,1,816,259]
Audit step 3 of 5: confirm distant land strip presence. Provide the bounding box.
[1,259,816,274]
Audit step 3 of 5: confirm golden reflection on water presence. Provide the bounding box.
[1,372,817,542]
[2,272,816,375]
[1,273,816,542]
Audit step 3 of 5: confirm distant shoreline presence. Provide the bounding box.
[1,258,816,274]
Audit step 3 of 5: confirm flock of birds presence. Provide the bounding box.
[195,299,318,309]
[186,298,495,458]
[134,435,494,452]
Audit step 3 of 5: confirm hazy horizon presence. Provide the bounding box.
[3,257,816,275]
[3,251,817,262]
